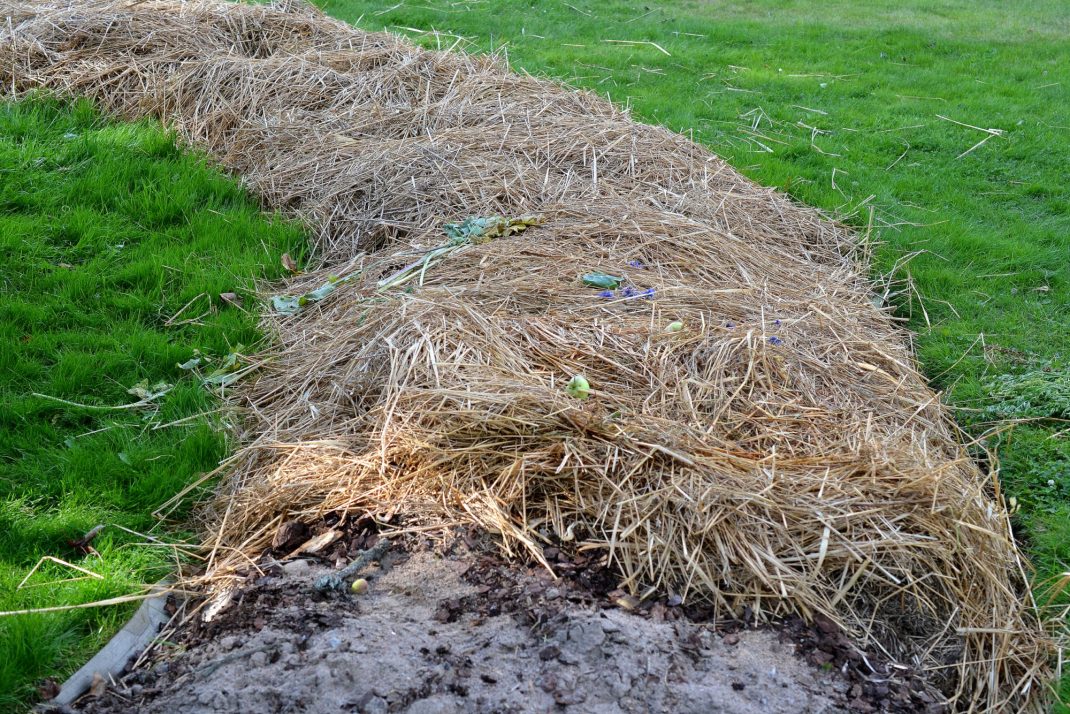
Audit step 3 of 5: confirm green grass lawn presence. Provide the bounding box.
[0,97,304,708]
[310,0,1070,701]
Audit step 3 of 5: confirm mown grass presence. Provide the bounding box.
[0,97,305,708]
[314,0,1070,704]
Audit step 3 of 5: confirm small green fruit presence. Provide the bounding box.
[350,578,369,594]
[566,374,591,400]
[666,320,684,332]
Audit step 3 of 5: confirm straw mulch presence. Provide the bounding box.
[2,0,1057,709]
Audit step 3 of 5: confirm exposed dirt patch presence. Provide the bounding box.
[54,527,944,714]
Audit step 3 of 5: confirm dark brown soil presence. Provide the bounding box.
[41,520,946,714]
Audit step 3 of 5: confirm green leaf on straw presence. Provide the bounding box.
[582,272,623,290]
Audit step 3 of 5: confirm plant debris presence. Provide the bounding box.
[178,348,253,388]
[313,537,391,592]
[582,272,623,289]
[271,272,359,315]
[378,214,541,291]
[280,253,299,274]
[125,380,171,402]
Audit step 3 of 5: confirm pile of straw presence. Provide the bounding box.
[2,0,1056,709]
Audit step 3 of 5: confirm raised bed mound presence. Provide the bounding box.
[2,1,1055,710]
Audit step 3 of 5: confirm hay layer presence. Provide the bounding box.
[1,1,1053,709]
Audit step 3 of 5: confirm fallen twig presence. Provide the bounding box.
[314,539,392,593]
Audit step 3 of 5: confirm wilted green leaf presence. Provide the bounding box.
[201,370,244,387]
[582,272,623,290]
[200,347,249,388]
[271,295,304,315]
[177,356,202,370]
[443,214,542,244]
[271,273,359,315]
[126,380,172,402]
[306,276,342,301]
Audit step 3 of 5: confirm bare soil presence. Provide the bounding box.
[50,526,944,714]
